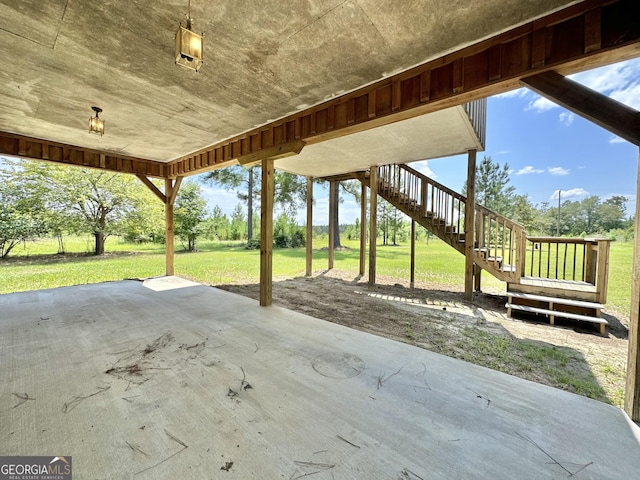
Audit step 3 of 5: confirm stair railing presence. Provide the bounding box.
[372,164,610,295]
[474,205,526,282]
[378,164,467,239]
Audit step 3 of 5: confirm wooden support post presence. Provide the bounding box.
[464,149,477,301]
[306,177,313,277]
[328,180,336,270]
[359,181,367,276]
[625,147,640,421]
[138,175,181,277]
[260,159,275,306]
[410,220,416,289]
[369,167,378,286]
[474,266,482,292]
[164,179,175,276]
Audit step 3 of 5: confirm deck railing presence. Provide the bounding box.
[463,99,487,149]
[525,237,611,302]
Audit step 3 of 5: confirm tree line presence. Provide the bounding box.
[0,157,633,259]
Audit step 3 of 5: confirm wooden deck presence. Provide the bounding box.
[509,276,598,303]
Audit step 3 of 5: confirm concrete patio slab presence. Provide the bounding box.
[1,277,639,479]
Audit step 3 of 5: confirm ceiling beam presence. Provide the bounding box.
[320,171,367,182]
[168,0,640,178]
[521,70,640,146]
[0,131,167,178]
[237,140,306,167]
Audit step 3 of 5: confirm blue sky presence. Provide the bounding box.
[203,57,640,225]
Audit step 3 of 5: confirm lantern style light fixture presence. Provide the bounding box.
[175,0,203,72]
[89,106,104,136]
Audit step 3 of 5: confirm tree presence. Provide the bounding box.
[203,167,257,240]
[0,166,48,258]
[275,171,308,215]
[378,199,394,245]
[203,167,307,242]
[599,196,627,232]
[510,194,537,232]
[229,204,246,241]
[174,182,208,251]
[206,205,230,240]
[327,179,361,248]
[540,194,628,237]
[274,212,305,248]
[6,159,162,255]
[53,169,157,255]
[463,156,516,216]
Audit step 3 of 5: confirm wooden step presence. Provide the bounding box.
[507,292,604,310]
[505,303,607,335]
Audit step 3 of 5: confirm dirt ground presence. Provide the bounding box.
[215,269,629,407]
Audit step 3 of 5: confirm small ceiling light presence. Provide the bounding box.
[89,106,104,136]
[175,0,203,72]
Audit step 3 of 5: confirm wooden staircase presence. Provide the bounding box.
[358,164,611,334]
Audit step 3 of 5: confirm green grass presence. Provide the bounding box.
[606,241,633,315]
[0,235,632,318]
[459,327,610,403]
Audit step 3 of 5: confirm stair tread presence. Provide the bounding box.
[507,292,604,309]
[506,303,608,324]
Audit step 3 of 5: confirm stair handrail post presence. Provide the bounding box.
[584,238,598,285]
[517,230,527,279]
[594,238,611,303]
[421,176,428,217]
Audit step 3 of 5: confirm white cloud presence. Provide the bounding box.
[515,166,544,175]
[411,160,437,179]
[494,150,511,155]
[610,83,640,110]
[551,188,588,200]
[496,87,528,99]
[518,58,640,113]
[525,96,557,112]
[559,112,574,126]
[548,167,569,176]
[609,135,627,144]
[571,58,640,95]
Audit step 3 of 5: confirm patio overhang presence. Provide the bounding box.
[0,1,638,179]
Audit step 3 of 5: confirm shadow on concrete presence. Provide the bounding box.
[215,275,621,407]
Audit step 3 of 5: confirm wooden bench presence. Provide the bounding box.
[506,291,607,335]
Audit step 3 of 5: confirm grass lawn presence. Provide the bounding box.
[0,235,632,318]
[0,236,499,293]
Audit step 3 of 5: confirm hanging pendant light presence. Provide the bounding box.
[89,106,104,136]
[175,0,203,72]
